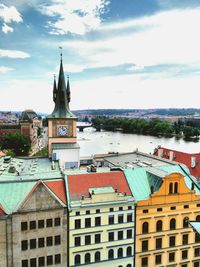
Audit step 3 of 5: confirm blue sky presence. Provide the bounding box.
[1,0,200,113]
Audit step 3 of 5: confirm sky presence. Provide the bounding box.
[1,0,200,113]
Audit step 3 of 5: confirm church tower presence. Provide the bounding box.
[48,53,80,169]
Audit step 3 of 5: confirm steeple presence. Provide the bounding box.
[49,53,75,118]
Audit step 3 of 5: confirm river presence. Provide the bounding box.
[77,127,200,157]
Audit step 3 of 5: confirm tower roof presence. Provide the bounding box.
[49,56,76,119]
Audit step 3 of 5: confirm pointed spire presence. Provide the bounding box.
[53,74,57,103]
[66,75,71,103]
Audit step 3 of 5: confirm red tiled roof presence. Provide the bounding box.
[44,180,67,204]
[154,147,200,178]
[67,171,132,201]
[0,204,6,215]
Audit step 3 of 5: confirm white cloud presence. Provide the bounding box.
[2,23,13,33]
[0,4,22,33]
[0,49,30,59]
[0,66,14,74]
[58,8,200,72]
[39,0,109,35]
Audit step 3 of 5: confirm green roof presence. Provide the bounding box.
[124,164,200,201]
[190,222,200,236]
[0,181,37,214]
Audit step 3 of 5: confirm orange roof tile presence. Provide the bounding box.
[44,180,67,204]
[67,171,132,201]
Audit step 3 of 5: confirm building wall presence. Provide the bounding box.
[0,217,8,267]
[69,194,135,267]
[135,172,200,267]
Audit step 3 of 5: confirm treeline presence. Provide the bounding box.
[91,117,200,139]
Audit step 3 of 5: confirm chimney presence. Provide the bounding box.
[191,156,196,168]
[169,151,174,161]
[158,148,163,157]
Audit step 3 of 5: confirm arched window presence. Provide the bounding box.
[75,254,81,265]
[142,222,149,234]
[169,183,173,194]
[95,251,100,262]
[156,220,163,232]
[174,182,178,193]
[108,249,114,259]
[85,253,91,264]
[170,218,176,230]
[127,265,132,267]
[183,217,189,228]
[127,246,132,256]
[118,248,123,258]
[196,215,200,222]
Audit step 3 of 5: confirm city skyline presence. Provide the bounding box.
[1,0,200,113]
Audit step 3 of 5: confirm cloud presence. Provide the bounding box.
[38,0,110,35]
[0,66,14,74]
[2,23,13,33]
[0,4,22,33]
[0,49,30,59]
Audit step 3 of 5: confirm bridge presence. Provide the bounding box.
[77,123,93,132]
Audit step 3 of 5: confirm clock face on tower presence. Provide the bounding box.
[57,125,68,136]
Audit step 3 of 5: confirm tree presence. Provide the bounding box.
[0,133,31,156]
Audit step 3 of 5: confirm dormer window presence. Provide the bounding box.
[169,182,178,194]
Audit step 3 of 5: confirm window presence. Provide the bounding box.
[85,253,91,264]
[127,213,132,222]
[169,252,175,262]
[182,250,188,260]
[75,219,81,229]
[109,232,114,241]
[184,205,189,209]
[46,219,53,227]
[75,237,81,247]
[21,240,28,251]
[21,222,28,231]
[118,231,123,240]
[38,220,44,229]
[194,263,200,267]
[95,217,101,226]
[30,239,36,249]
[195,247,200,257]
[108,249,114,259]
[47,255,53,266]
[155,254,162,265]
[38,257,45,267]
[170,218,176,230]
[169,182,173,194]
[196,215,200,222]
[142,240,148,252]
[109,215,114,225]
[22,260,28,267]
[169,236,176,247]
[109,208,114,212]
[156,238,162,249]
[95,234,101,244]
[142,257,148,267]
[195,233,200,243]
[127,246,132,256]
[142,222,149,234]
[85,218,91,228]
[183,217,189,228]
[127,229,132,238]
[156,220,162,232]
[55,235,61,245]
[47,236,53,247]
[38,238,44,248]
[85,235,91,245]
[75,211,80,216]
[55,254,61,265]
[127,265,132,267]
[171,206,176,210]
[118,248,123,258]
[174,182,178,193]
[157,208,162,212]
[118,214,124,223]
[95,251,100,262]
[96,209,100,213]
[197,204,200,207]
[182,265,187,267]
[128,206,132,210]
[30,220,36,230]
[30,258,36,267]
[143,209,148,213]
[75,255,81,265]
[54,217,60,226]
[182,234,188,245]
[119,207,123,211]
[86,210,90,214]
